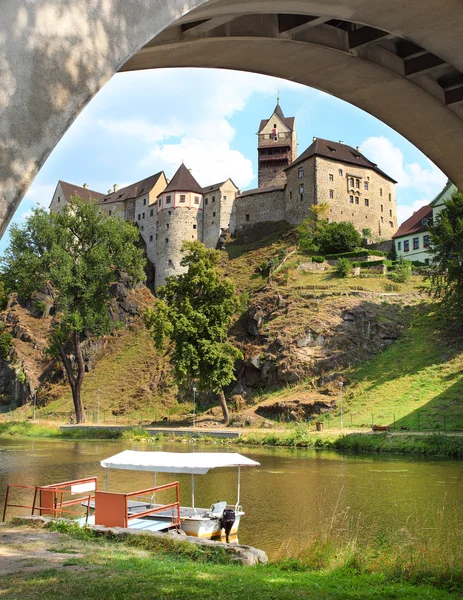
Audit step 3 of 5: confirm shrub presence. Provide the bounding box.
[337,257,353,278]
[325,249,385,259]
[34,300,47,317]
[311,255,325,263]
[388,257,412,283]
[314,222,363,254]
[0,281,8,311]
[0,332,13,360]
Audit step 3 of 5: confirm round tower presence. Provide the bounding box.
[155,164,204,288]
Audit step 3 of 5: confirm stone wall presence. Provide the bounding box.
[235,189,285,231]
[202,191,222,249]
[284,156,316,224]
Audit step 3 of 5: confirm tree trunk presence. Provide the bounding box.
[56,335,86,424]
[218,390,230,425]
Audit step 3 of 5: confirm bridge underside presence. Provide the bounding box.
[1,0,463,236]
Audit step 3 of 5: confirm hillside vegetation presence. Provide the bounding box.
[2,221,462,432]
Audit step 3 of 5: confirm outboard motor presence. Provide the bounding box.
[220,508,236,543]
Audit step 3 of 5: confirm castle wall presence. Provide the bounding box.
[235,188,286,231]
[284,157,316,224]
[202,180,238,248]
[314,157,397,237]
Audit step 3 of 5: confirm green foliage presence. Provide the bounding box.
[428,191,463,321]
[296,203,330,252]
[388,257,412,283]
[17,369,27,385]
[353,259,387,268]
[0,277,9,310]
[336,257,353,278]
[311,255,325,263]
[34,300,47,317]
[313,222,363,254]
[0,331,13,360]
[144,241,243,398]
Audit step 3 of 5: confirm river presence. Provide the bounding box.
[1,438,462,558]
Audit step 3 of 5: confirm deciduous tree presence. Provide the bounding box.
[144,241,242,424]
[1,198,145,422]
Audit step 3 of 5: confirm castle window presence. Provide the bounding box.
[166,223,169,229]
[168,211,171,216]
[349,178,354,187]
[289,191,293,200]
[141,226,144,231]
[299,183,304,202]
[424,234,430,247]
[143,198,147,206]
[381,216,384,223]
[150,209,153,217]
[398,241,402,250]
[389,221,394,228]
[194,197,200,204]
[364,181,369,191]
[389,209,392,217]
[212,196,216,203]
[166,195,171,204]
[205,198,208,205]
[142,212,145,219]
[338,169,343,176]
[149,235,153,242]
[381,204,383,212]
[349,196,354,203]
[138,214,141,221]
[193,224,197,230]
[223,196,227,200]
[246,214,250,222]
[380,188,383,197]
[365,198,369,207]
[165,238,169,243]
[180,195,186,203]
[355,197,359,205]
[213,212,216,217]
[329,190,334,199]
[298,167,304,179]
[155,234,158,240]
[356,179,360,188]
[159,199,162,207]
[329,173,334,182]
[109,210,112,216]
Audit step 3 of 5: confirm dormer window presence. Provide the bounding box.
[422,218,429,226]
[327,146,336,153]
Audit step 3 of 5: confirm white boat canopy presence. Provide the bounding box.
[100,450,260,475]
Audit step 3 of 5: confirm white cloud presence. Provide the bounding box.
[396,199,430,224]
[360,136,446,193]
[22,183,56,209]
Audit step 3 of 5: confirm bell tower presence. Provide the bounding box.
[257,98,297,188]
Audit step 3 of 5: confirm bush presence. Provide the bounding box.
[0,332,13,360]
[34,300,47,317]
[337,257,353,278]
[0,281,8,311]
[311,255,325,263]
[314,222,363,255]
[352,259,386,268]
[388,257,412,283]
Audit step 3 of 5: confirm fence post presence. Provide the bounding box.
[393,413,396,430]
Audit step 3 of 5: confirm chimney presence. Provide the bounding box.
[312,136,317,141]
[356,146,361,152]
[107,189,112,195]
[339,140,344,144]
[83,183,88,189]
[113,184,118,192]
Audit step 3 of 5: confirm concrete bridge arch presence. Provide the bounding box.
[1,0,463,236]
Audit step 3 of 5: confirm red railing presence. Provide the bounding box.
[124,482,181,529]
[2,477,98,523]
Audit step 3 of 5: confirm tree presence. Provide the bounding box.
[144,241,242,424]
[388,257,411,283]
[336,257,352,278]
[313,221,362,255]
[428,191,463,320]
[1,198,145,422]
[296,203,329,252]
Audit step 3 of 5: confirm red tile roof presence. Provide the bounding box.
[162,164,203,195]
[58,181,105,203]
[288,138,397,183]
[392,205,432,238]
[99,171,166,205]
[259,104,295,133]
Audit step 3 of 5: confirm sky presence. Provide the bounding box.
[0,68,448,253]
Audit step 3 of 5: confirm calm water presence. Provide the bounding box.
[1,438,462,557]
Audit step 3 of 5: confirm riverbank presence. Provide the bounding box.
[1,421,463,458]
[0,520,461,599]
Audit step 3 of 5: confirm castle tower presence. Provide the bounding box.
[257,99,297,188]
[155,163,204,288]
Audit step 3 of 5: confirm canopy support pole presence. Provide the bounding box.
[105,469,108,492]
[236,466,241,509]
[150,472,157,506]
[191,474,196,513]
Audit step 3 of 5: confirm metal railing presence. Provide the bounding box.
[124,482,181,529]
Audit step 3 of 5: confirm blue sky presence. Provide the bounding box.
[0,68,447,254]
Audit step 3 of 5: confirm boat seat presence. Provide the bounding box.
[207,501,227,517]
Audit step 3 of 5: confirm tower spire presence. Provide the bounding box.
[277,90,280,105]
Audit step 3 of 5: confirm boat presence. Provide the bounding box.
[97,450,260,540]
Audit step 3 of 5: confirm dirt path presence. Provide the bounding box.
[0,524,85,576]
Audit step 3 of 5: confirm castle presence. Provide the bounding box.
[50,102,397,287]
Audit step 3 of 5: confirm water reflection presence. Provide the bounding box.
[0,438,462,558]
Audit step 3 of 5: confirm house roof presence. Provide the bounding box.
[258,103,295,133]
[430,179,456,208]
[287,138,397,183]
[237,184,285,198]
[202,178,240,194]
[162,163,203,195]
[98,171,166,205]
[57,181,105,203]
[392,205,433,239]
